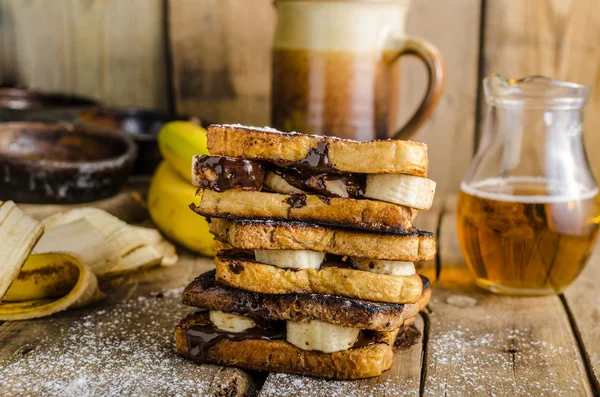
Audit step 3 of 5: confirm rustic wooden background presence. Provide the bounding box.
[1,0,599,201]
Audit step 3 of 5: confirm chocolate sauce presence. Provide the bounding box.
[317,195,331,205]
[285,193,307,208]
[228,262,244,274]
[420,275,431,290]
[352,330,376,349]
[298,142,331,169]
[319,255,356,270]
[272,166,366,199]
[394,324,421,349]
[186,319,286,362]
[194,155,266,192]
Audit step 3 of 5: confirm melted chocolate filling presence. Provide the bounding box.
[186,319,286,363]
[186,317,379,363]
[353,330,377,349]
[285,193,307,208]
[193,155,266,192]
[272,166,366,199]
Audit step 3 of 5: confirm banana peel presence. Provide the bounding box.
[0,201,45,302]
[0,252,103,321]
[0,201,177,321]
[0,202,102,321]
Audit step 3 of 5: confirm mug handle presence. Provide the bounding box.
[387,36,445,140]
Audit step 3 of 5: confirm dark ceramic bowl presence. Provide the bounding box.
[0,122,136,204]
[0,87,99,110]
[79,108,206,175]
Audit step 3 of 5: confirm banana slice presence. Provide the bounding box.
[255,249,325,269]
[210,310,256,332]
[286,319,360,353]
[352,257,416,276]
[263,172,304,194]
[364,174,436,210]
[323,179,350,198]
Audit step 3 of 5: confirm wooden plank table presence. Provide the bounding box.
[0,192,598,396]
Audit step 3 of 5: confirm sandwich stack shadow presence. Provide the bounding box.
[174,124,436,380]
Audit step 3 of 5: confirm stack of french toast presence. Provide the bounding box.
[174,124,436,379]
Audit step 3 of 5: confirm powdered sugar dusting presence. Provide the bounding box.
[423,318,586,396]
[260,373,418,397]
[219,124,296,134]
[0,287,219,397]
[216,124,343,141]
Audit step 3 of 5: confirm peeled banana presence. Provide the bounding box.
[158,121,210,181]
[264,172,304,194]
[210,310,256,333]
[352,258,416,276]
[364,174,436,210]
[286,319,360,353]
[148,161,215,257]
[255,249,325,269]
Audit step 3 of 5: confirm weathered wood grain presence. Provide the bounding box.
[259,315,424,397]
[481,0,600,179]
[0,0,168,109]
[168,0,276,124]
[0,252,256,396]
[563,242,600,390]
[420,211,594,396]
[398,0,480,201]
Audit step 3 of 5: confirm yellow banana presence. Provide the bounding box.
[147,161,215,257]
[158,121,210,181]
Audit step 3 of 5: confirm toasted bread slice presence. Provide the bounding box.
[215,250,423,304]
[207,124,428,176]
[174,311,399,379]
[192,189,417,233]
[209,218,435,262]
[183,270,431,331]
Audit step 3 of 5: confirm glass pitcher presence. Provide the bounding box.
[457,75,600,295]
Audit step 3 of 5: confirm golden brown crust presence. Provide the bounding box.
[207,124,428,176]
[193,189,417,233]
[209,218,435,262]
[174,312,399,380]
[183,270,431,331]
[215,251,423,304]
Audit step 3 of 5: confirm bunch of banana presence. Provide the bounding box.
[147,121,215,257]
[0,201,178,321]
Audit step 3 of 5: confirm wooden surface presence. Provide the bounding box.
[481,0,600,179]
[398,0,480,202]
[168,0,276,125]
[564,240,600,391]
[5,1,600,194]
[1,192,599,395]
[0,0,168,109]
[260,316,424,397]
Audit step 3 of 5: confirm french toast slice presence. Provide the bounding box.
[207,124,429,176]
[183,270,431,331]
[209,218,435,262]
[214,250,423,304]
[174,311,399,380]
[192,189,417,233]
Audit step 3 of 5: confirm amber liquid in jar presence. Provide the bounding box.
[457,177,600,295]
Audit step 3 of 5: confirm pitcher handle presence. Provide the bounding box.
[388,36,445,140]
